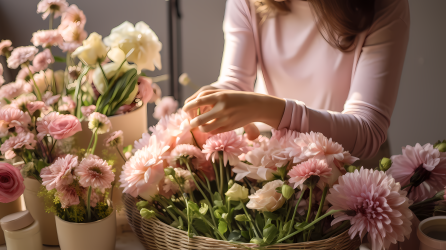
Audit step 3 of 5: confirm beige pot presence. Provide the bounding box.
[417,216,446,250]
[0,198,22,245]
[55,210,116,250]
[23,178,59,246]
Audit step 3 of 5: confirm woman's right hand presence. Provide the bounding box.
[185,85,218,104]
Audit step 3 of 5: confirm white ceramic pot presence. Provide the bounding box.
[0,198,22,245]
[23,178,59,246]
[55,210,116,250]
[417,216,446,250]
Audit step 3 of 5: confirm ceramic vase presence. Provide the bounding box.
[0,198,22,245]
[417,216,446,250]
[23,178,59,246]
[55,210,116,250]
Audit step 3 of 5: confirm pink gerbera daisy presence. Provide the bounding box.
[288,158,332,189]
[0,80,33,100]
[326,168,413,250]
[387,143,446,203]
[37,0,68,19]
[0,106,31,136]
[0,132,36,159]
[75,155,115,189]
[57,185,80,208]
[11,94,37,111]
[104,130,124,147]
[202,131,249,166]
[7,46,39,69]
[31,30,63,48]
[41,154,78,191]
[60,4,86,29]
[32,49,54,71]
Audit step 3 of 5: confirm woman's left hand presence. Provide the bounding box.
[182,90,286,138]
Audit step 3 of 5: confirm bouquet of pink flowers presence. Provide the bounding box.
[120,109,446,250]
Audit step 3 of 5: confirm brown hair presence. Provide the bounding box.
[254,0,375,51]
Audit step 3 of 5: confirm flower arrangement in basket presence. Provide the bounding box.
[121,107,446,250]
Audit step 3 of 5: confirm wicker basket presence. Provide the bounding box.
[123,194,361,250]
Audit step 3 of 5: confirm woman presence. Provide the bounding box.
[183,0,410,163]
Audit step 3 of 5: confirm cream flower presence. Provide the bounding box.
[104,21,162,72]
[225,183,249,201]
[246,180,286,212]
[88,112,112,134]
[72,32,107,66]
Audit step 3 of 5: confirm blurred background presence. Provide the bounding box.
[0,0,444,155]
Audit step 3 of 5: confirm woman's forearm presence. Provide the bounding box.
[255,94,286,129]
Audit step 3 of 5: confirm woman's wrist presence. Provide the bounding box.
[255,94,286,129]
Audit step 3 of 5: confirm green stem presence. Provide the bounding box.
[219,154,225,201]
[199,170,213,203]
[305,187,313,223]
[286,188,305,237]
[98,63,109,87]
[240,201,261,238]
[227,197,232,232]
[116,146,127,161]
[49,11,54,29]
[91,131,99,155]
[95,59,127,112]
[401,183,412,190]
[307,185,328,241]
[86,131,95,153]
[212,161,221,194]
[26,64,42,101]
[87,186,92,222]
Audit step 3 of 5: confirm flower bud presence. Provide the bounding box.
[434,189,446,200]
[434,140,446,153]
[179,73,191,86]
[225,183,249,201]
[234,214,249,222]
[379,158,392,172]
[164,167,175,176]
[140,208,156,220]
[136,201,149,211]
[228,180,234,189]
[344,165,359,173]
[281,184,294,200]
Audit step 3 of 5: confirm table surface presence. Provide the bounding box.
[0,231,145,250]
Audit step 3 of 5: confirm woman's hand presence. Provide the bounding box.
[183,90,286,139]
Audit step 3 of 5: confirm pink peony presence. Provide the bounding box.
[170,144,205,167]
[27,101,46,115]
[0,80,33,100]
[57,185,80,208]
[0,64,4,86]
[47,114,82,139]
[0,162,25,203]
[32,49,54,71]
[7,46,39,69]
[247,180,286,212]
[326,168,413,250]
[202,131,249,166]
[75,155,115,189]
[136,76,153,104]
[59,22,87,43]
[16,66,36,81]
[88,112,111,134]
[0,106,31,136]
[104,130,124,147]
[42,91,60,106]
[37,0,68,19]
[31,30,63,48]
[81,105,96,118]
[0,40,13,56]
[59,42,81,53]
[41,154,78,191]
[0,132,37,160]
[153,96,178,120]
[11,94,37,111]
[288,158,332,189]
[58,96,76,114]
[387,143,446,203]
[60,4,86,29]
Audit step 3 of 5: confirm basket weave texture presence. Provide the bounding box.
[123,194,361,250]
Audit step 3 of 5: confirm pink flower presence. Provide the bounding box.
[42,91,60,106]
[326,168,413,250]
[0,80,33,100]
[288,159,332,189]
[120,136,170,197]
[81,187,100,207]
[58,96,76,114]
[104,130,124,147]
[31,30,63,48]
[136,76,153,104]
[149,82,162,103]
[153,96,178,120]
[0,106,31,136]
[81,105,96,118]
[37,0,68,19]
[160,168,196,197]
[115,104,134,115]
[0,132,37,159]
[57,185,80,208]
[36,112,58,140]
[149,111,193,149]
[202,131,249,166]
[75,155,115,189]
[37,112,82,140]
[0,64,4,86]
[233,147,277,181]
[27,101,46,115]
[7,46,39,69]
[60,4,86,29]
[59,22,87,43]
[170,144,205,167]
[247,180,286,212]
[11,94,37,111]
[58,42,81,53]
[41,154,78,190]
[133,133,151,153]
[32,49,54,71]
[88,112,111,134]
[387,143,446,203]
[0,162,25,203]
[0,40,13,56]
[16,66,36,81]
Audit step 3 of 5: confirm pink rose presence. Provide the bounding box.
[47,114,82,140]
[136,76,153,104]
[0,162,25,203]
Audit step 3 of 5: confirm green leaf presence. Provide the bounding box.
[275,187,282,193]
[214,209,222,219]
[263,224,278,245]
[263,212,279,220]
[3,98,11,104]
[214,192,222,202]
[178,216,184,230]
[235,214,249,222]
[140,208,156,220]
[214,200,224,208]
[241,231,250,240]
[136,201,149,211]
[250,237,263,244]
[54,56,66,62]
[218,220,228,235]
[255,213,265,230]
[193,219,208,234]
[294,221,314,231]
[188,201,200,213]
[232,202,243,210]
[123,145,133,154]
[199,203,209,215]
[228,230,248,243]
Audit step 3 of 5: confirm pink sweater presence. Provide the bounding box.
[212,0,410,159]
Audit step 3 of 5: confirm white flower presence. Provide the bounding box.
[225,183,249,201]
[88,112,112,134]
[104,21,162,72]
[72,32,107,66]
[246,180,286,212]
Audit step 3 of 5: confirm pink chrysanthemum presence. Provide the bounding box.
[104,130,124,147]
[16,66,36,81]
[88,112,112,134]
[0,106,31,136]
[59,22,87,43]
[288,158,332,189]
[41,154,78,191]
[81,105,96,119]
[58,42,81,53]
[11,94,37,111]
[75,155,115,189]
[271,128,300,147]
[149,111,193,148]
[133,132,151,153]
[170,144,206,168]
[0,40,13,56]
[32,49,54,71]
[31,30,63,48]
[202,131,249,166]
[57,185,80,209]
[326,168,413,250]
[37,0,68,19]
[387,143,446,203]
[153,96,178,120]
[42,91,60,106]
[7,46,39,69]
[60,4,86,29]
[0,132,37,159]
[0,80,33,100]
[120,136,170,197]
[27,101,46,115]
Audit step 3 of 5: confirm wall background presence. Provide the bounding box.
[0,0,444,155]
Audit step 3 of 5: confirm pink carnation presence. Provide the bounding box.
[0,132,37,159]
[31,30,63,48]
[0,106,31,136]
[233,147,277,181]
[288,158,332,189]
[0,40,13,56]
[42,91,60,106]
[59,22,87,43]
[0,80,33,100]
[202,131,249,166]
[0,162,25,203]
[7,46,39,69]
[37,0,68,19]
[75,155,115,189]
[153,96,178,120]
[16,66,36,81]
[41,154,78,190]
[32,49,54,71]
[133,133,151,153]
[60,4,86,29]
[387,143,446,203]
[27,101,46,115]
[58,42,81,53]
[11,94,37,112]
[104,130,124,147]
[57,185,80,208]
[326,168,413,250]
[136,76,153,104]
[81,105,96,119]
